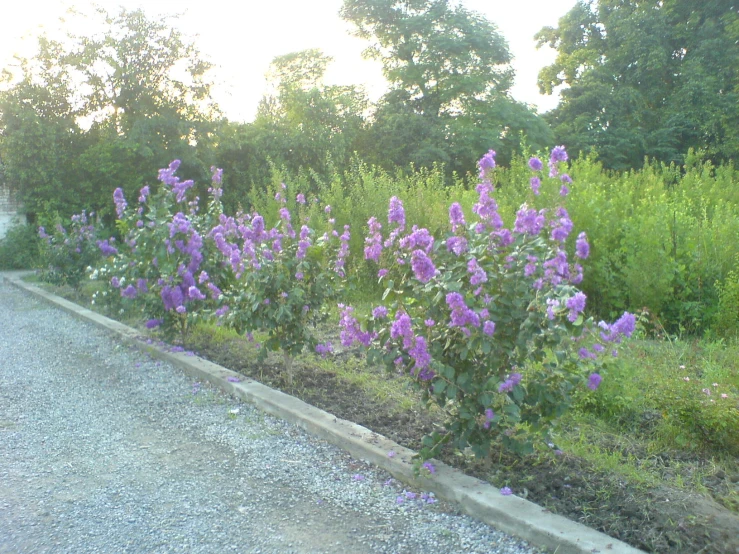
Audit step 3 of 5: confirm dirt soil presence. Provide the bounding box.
[182,331,739,554]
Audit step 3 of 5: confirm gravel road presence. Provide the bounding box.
[0,278,542,554]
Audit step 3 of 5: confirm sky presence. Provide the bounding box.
[0,0,577,122]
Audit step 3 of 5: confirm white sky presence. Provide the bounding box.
[0,0,576,122]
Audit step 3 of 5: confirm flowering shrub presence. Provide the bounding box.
[211,187,349,384]
[38,211,102,288]
[340,147,636,459]
[91,161,226,336]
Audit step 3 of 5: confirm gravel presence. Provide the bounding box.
[0,277,542,554]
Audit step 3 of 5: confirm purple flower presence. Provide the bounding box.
[352,474,365,481]
[296,193,306,204]
[227,376,241,383]
[145,318,163,329]
[498,373,522,393]
[422,461,436,474]
[372,306,388,319]
[483,321,496,336]
[550,208,574,242]
[97,239,118,256]
[467,258,487,286]
[409,336,432,373]
[424,319,435,327]
[364,216,383,261]
[472,182,503,230]
[121,285,138,299]
[172,179,194,204]
[111,276,120,289]
[188,286,206,301]
[478,149,496,181]
[449,202,466,231]
[549,146,568,177]
[339,305,373,347]
[388,196,405,228]
[566,292,587,322]
[400,227,434,252]
[529,157,543,171]
[514,207,546,235]
[500,487,513,496]
[446,236,468,256]
[576,232,590,259]
[483,408,495,429]
[388,450,397,458]
[446,293,480,329]
[560,184,570,197]
[587,373,603,391]
[279,207,290,222]
[411,250,436,283]
[600,312,637,342]
[378,269,388,278]
[113,188,127,218]
[579,347,597,360]
[211,166,223,186]
[390,311,414,349]
[138,185,150,203]
[530,176,541,195]
[404,491,417,500]
[315,342,333,358]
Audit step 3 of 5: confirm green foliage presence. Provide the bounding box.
[251,49,368,180]
[0,223,41,269]
[714,264,739,338]
[652,373,739,455]
[537,0,739,170]
[572,336,739,458]
[489,152,739,334]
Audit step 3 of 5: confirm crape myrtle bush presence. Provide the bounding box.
[209,184,349,384]
[339,148,635,460]
[38,211,103,288]
[91,161,348,383]
[91,161,227,335]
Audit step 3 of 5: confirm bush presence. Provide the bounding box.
[339,148,635,461]
[0,223,40,269]
[91,162,225,337]
[38,212,102,288]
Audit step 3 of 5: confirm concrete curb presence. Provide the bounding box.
[6,276,644,554]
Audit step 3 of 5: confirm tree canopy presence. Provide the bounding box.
[341,0,552,173]
[0,7,217,216]
[537,0,739,170]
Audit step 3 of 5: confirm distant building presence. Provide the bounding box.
[0,185,26,240]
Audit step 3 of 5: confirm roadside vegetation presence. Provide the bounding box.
[5,2,739,552]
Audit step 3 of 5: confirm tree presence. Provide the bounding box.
[537,0,739,170]
[0,7,218,217]
[0,38,86,216]
[341,0,551,173]
[251,49,368,181]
